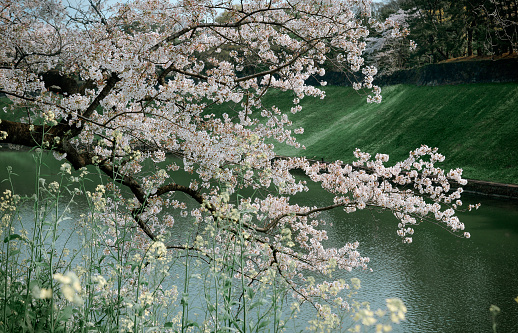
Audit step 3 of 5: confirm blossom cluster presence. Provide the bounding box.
[53,271,83,306]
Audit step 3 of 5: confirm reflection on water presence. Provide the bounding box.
[1,151,518,332]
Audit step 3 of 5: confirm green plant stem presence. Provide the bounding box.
[181,244,190,333]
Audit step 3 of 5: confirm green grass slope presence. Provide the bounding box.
[2,83,517,184]
[265,83,518,184]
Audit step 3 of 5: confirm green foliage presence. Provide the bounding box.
[374,0,518,70]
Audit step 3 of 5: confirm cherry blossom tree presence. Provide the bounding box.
[0,0,475,328]
[365,8,418,74]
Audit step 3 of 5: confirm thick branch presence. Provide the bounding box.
[0,120,68,148]
[149,12,288,52]
[155,183,205,205]
[256,203,346,233]
[82,73,121,119]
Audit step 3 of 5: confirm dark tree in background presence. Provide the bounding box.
[371,0,517,71]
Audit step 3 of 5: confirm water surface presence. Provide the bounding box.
[1,151,517,332]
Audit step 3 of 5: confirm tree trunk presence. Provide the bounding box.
[436,47,449,60]
[467,25,473,56]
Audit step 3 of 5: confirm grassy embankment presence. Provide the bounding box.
[259,83,518,184]
[2,82,517,184]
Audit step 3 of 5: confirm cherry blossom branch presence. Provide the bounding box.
[257,203,348,233]
[149,8,292,52]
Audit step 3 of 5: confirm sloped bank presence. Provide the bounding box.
[309,58,518,199]
[269,84,518,185]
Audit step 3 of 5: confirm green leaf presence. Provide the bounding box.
[256,319,270,330]
[249,300,266,310]
[181,294,189,306]
[206,303,216,312]
[245,286,255,299]
[57,216,72,224]
[3,234,23,243]
[57,306,73,322]
[98,254,107,264]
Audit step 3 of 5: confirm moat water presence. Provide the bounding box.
[1,151,517,332]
